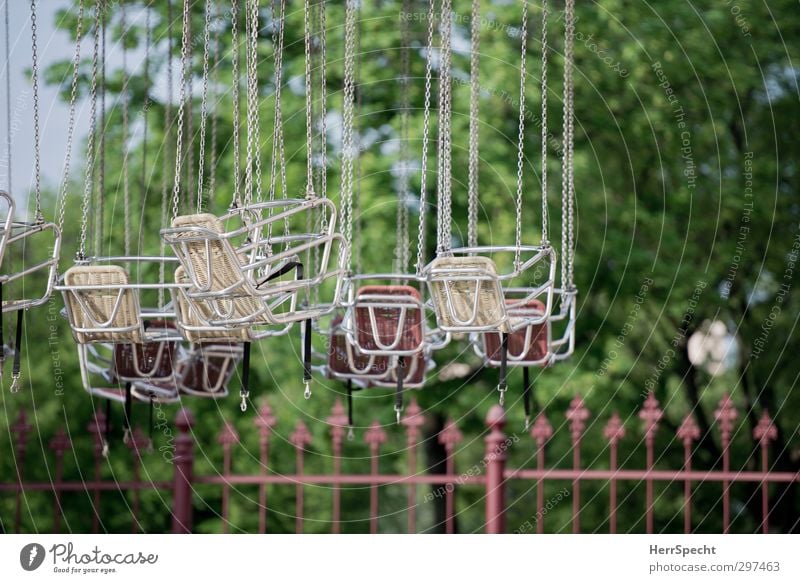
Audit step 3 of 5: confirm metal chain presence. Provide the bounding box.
[230,0,242,208]
[512,0,529,271]
[415,0,437,275]
[29,0,42,222]
[3,0,11,195]
[539,0,549,246]
[302,0,315,197]
[196,0,213,212]
[77,1,101,260]
[395,0,411,275]
[184,4,193,209]
[170,0,191,220]
[141,1,151,254]
[121,2,130,255]
[209,0,220,204]
[96,0,106,258]
[56,0,85,235]
[243,0,263,206]
[435,0,453,255]
[353,27,363,276]
[160,0,173,302]
[266,0,289,250]
[467,0,480,248]
[317,0,328,203]
[339,0,357,269]
[564,0,576,288]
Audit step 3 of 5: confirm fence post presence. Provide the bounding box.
[484,405,507,534]
[171,408,195,534]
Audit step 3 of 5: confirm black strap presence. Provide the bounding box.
[498,333,509,405]
[240,341,251,411]
[303,318,312,383]
[148,396,154,442]
[395,356,406,423]
[123,382,132,443]
[523,366,532,426]
[346,379,354,427]
[12,309,23,379]
[255,260,303,289]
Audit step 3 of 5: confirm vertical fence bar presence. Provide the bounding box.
[364,421,387,534]
[290,421,312,534]
[401,399,425,534]
[328,400,348,533]
[639,392,662,534]
[11,410,30,533]
[754,410,777,534]
[714,394,738,534]
[438,419,463,534]
[49,428,71,534]
[88,409,107,533]
[566,396,589,534]
[126,428,149,533]
[218,420,240,533]
[171,408,195,534]
[677,414,700,534]
[604,413,625,534]
[484,405,507,534]
[255,403,276,534]
[531,413,553,534]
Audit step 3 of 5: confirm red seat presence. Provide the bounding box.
[354,285,424,353]
[112,320,179,381]
[482,300,549,365]
[327,315,391,378]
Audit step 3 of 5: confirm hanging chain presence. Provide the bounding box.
[209,0,221,203]
[121,2,130,255]
[394,0,411,275]
[230,0,242,208]
[340,0,357,270]
[467,0,480,248]
[302,0,315,197]
[268,0,288,206]
[29,0,43,222]
[159,0,173,303]
[196,0,213,212]
[415,0,437,275]
[563,0,576,289]
[539,0,549,246]
[141,0,151,254]
[56,0,85,235]
[353,24,363,276]
[435,0,453,255]
[170,0,191,220]
[77,1,101,260]
[95,0,106,258]
[317,0,328,204]
[512,0,529,271]
[3,0,11,196]
[243,0,263,206]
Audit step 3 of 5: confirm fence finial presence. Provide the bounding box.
[753,410,777,445]
[328,399,349,445]
[255,402,277,442]
[604,412,626,445]
[438,418,463,452]
[677,413,700,445]
[714,394,738,441]
[530,413,553,445]
[566,395,589,442]
[639,392,663,443]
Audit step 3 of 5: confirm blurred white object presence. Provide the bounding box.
[688,320,738,376]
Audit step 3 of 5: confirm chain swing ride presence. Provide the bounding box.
[7,0,578,442]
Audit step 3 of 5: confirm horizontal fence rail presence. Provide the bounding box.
[1,392,797,533]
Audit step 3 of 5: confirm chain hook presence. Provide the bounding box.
[240,391,249,412]
[9,373,20,394]
[347,426,355,441]
[303,380,312,400]
[101,440,109,459]
[497,383,506,407]
[394,404,403,425]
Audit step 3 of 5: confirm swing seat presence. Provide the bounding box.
[111,320,181,400]
[177,342,242,397]
[325,316,393,381]
[61,265,144,344]
[478,299,550,367]
[75,343,160,403]
[426,256,508,332]
[0,192,62,313]
[350,285,425,355]
[161,198,347,326]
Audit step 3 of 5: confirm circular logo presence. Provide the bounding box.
[19,543,46,571]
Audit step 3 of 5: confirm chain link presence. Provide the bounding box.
[395,0,411,274]
[77,1,101,260]
[121,2,130,255]
[170,0,191,220]
[209,0,220,203]
[415,0,437,274]
[4,0,11,196]
[29,0,42,222]
[512,0,529,271]
[539,0,549,246]
[196,0,213,212]
[230,0,242,208]
[467,0,480,248]
[56,0,85,235]
[339,0,357,270]
[303,0,315,197]
[564,0,576,289]
[435,0,453,255]
[96,0,106,258]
